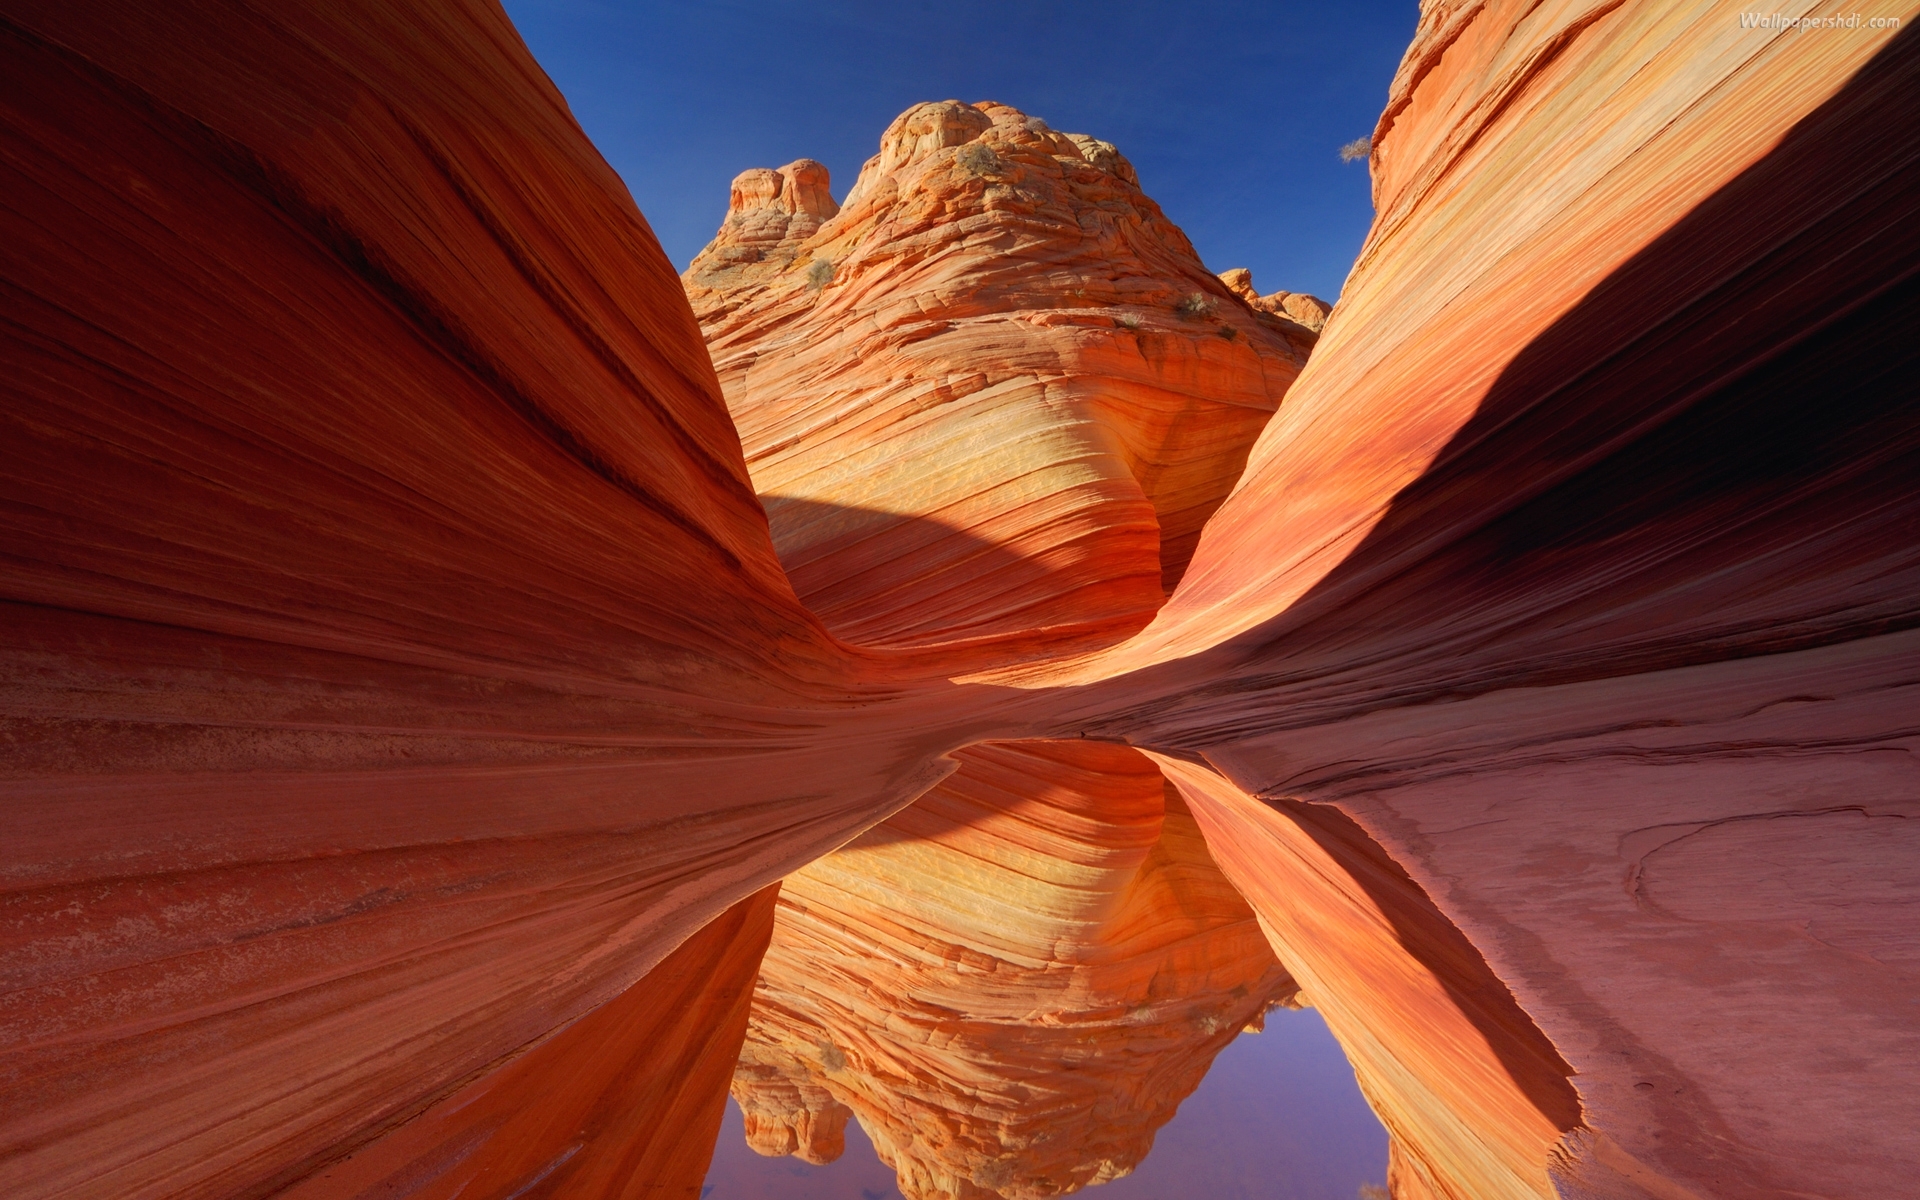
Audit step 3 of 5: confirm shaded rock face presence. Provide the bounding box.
[732,740,1296,1200]
[1036,7,1920,1199]
[0,5,978,1198]
[4,2,1919,1200]
[685,100,1313,659]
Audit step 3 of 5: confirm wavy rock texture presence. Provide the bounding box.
[732,740,1296,1200]
[1029,5,1920,1198]
[684,100,1312,663]
[0,4,977,1197]
[6,0,1919,1198]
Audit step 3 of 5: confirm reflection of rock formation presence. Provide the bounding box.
[733,740,1295,1200]
[6,0,1919,1198]
[281,884,781,1200]
[685,100,1312,659]
[1154,757,1577,1200]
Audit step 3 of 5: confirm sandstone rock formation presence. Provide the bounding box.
[1030,5,1920,1198]
[732,740,1295,1200]
[1217,267,1332,333]
[0,4,976,1197]
[4,0,1917,1198]
[685,100,1313,663]
[684,104,1319,1199]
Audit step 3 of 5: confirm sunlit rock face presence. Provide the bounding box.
[1216,267,1332,334]
[1031,6,1920,1199]
[7,0,1918,1196]
[684,101,1313,662]
[732,740,1296,1200]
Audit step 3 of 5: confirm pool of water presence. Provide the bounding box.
[702,1005,1387,1200]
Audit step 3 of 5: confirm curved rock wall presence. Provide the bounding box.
[1041,5,1920,1198]
[5,1,1918,1198]
[0,3,971,1196]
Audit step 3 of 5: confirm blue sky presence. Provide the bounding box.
[500,0,1419,301]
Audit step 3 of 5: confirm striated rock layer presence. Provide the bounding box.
[732,740,1295,1200]
[5,0,1919,1198]
[1025,5,1920,1198]
[685,100,1313,663]
[0,4,979,1197]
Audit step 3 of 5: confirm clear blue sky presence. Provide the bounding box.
[500,0,1419,302]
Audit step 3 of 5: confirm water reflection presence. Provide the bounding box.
[705,1006,1388,1199]
[714,740,1349,1199]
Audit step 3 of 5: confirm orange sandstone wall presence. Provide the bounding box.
[1053,0,1920,678]
[0,3,979,1197]
[685,101,1313,663]
[1038,5,1920,1198]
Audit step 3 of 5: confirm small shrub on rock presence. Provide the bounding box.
[1175,292,1216,319]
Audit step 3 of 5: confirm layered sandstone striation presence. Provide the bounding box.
[685,100,1313,661]
[0,4,973,1197]
[5,0,1919,1198]
[732,740,1295,1200]
[1031,5,1920,1198]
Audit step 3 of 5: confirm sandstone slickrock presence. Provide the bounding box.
[1024,5,1920,1198]
[5,0,1919,1198]
[685,100,1313,662]
[733,741,1295,1200]
[0,3,975,1196]
[1217,267,1332,334]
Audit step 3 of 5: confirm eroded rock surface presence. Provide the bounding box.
[0,5,975,1197]
[4,1,1917,1199]
[1218,267,1332,333]
[685,100,1313,661]
[1033,6,1920,1198]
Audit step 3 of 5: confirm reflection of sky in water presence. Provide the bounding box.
[703,1006,1386,1200]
